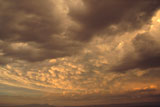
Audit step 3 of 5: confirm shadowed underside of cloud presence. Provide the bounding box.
[0,0,160,64]
[0,0,82,64]
[111,33,160,72]
[69,0,160,41]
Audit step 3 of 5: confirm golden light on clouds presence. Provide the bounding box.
[0,0,160,106]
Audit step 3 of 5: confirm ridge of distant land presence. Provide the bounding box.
[0,102,160,107]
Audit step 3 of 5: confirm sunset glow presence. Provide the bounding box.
[0,0,160,107]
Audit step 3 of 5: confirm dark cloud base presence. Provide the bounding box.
[0,0,160,64]
[111,33,160,72]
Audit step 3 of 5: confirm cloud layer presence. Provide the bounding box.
[0,0,160,63]
[0,0,160,106]
[112,32,160,72]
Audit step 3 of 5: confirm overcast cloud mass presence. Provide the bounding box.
[0,0,160,106]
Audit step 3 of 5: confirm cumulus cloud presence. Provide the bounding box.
[0,0,82,62]
[0,0,160,63]
[69,0,160,41]
[111,33,160,72]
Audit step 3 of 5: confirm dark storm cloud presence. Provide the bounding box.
[0,0,62,41]
[0,0,82,62]
[69,0,160,41]
[0,0,160,64]
[111,33,160,72]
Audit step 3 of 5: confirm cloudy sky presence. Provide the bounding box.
[0,0,160,106]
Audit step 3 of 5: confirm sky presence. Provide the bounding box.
[0,0,160,106]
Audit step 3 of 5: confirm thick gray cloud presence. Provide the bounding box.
[0,0,62,41]
[0,0,82,62]
[69,0,160,41]
[0,0,160,64]
[111,33,160,72]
